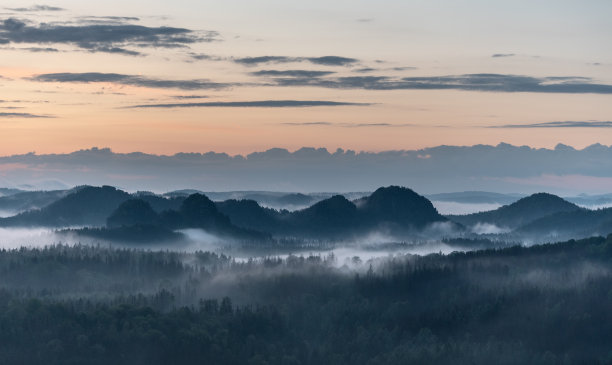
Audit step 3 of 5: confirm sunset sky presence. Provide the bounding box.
[1,0,611,155]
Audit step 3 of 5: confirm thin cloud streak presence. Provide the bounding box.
[234,55,358,66]
[29,72,230,90]
[250,70,335,77]
[126,100,370,108]
[490,121,612,128]
[5,5,64,12]
[261,73,612,94]
[0,112,54,118]
[282,122,415,128]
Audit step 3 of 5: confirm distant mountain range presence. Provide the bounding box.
[0,185,448,243]
[448,193,612,241]
[0,184,610,245]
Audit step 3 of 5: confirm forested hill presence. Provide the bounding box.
[448,192,581,228]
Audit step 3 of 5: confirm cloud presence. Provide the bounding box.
[356,18,374,23]
[492,53,515,58]
[187,52,212,61]
[491,121,612,128]
[234,55,358,66]
[0,17,218,55]
[3,143,612,194]
[170,95,209,99]
[354,68,376,73]
[29,72,229,90]
[281,122,414,128]
[308,56,357,66]
[257,73,612,94]
[20,46,59,52]
[0,112,53,118]
[250,70,335,77]
[5,5,64,12]
[234,56,294,65]
[282,122,334,126]
[126,100,369,108]
[76,16,140,23]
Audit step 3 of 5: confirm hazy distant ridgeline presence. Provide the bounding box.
[0,184,610,246]
[0,185,451,243]
[1,143,612,193]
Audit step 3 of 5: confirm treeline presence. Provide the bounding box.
[1,235,612,363]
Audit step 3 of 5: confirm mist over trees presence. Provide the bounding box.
[1,235,612,364]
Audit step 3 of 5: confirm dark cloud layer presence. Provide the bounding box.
[492,121,612,128]
[492,53,515,58]
[29,72,229,90]
[250,70,335,78]
[127,100,369,108]
[2,143,612,193]
[0,112,53,118]
[170,95,209,100]
[5,5,64,12]
[259,73,612,94]
[0,17,217,55]
[234,55,358,66]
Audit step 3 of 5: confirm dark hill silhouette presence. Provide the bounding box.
[216,199,282,233]
[215,187,450,239]
[449,193,580,229]
[167,194,271,241]
[359,186,447,228]
[0,186,131,227]
[135,194,185,213]
[107,199,160,228]
[286,195,359,237]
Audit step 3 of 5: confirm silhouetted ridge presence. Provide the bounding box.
[0,186,131,227]
[135,194,185,213]
[179,194,232,229]
[286,195,358,237]
[107,199,160,228]
[449,192,581,228]
[360,186,446,227]
[216,199,281,232]
[167,194,271,240]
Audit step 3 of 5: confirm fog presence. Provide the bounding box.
[0,209,18,218]
[0,227,69,249]
[431,201,502,215]
[470,222,511,235]
[578,203,612,210]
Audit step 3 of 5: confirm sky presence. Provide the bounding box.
[0,0,611,156]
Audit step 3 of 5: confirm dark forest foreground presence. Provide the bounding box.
[1,235,612,364]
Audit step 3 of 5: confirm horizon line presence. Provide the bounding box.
[3,142,610,159]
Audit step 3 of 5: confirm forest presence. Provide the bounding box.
[0,234,612,364]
